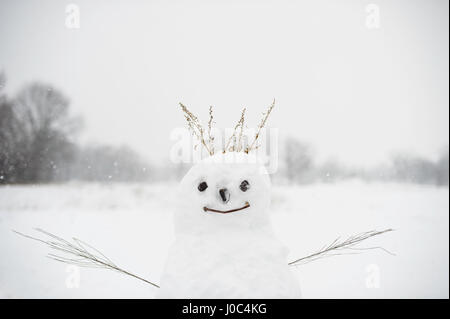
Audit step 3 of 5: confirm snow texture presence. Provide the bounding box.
[0,180,448,298]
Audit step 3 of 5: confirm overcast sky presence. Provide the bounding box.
[1,0,448,166]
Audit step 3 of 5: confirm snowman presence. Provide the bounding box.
[157,103,301,298]
[15,102,393,298]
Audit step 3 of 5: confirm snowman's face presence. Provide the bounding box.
[174,153,272,235]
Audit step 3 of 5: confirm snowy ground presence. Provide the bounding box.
[0,181,448,298]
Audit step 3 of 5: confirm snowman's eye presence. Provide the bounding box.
[198,181,208,192]
[239,180,250,192]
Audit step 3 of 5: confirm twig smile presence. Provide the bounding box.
[203,202,250,214]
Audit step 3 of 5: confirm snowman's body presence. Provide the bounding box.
[158,153,301,298]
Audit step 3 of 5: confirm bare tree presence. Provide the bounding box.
[0,73,29,183]
[1,75,152,184]
[0,81,81,183]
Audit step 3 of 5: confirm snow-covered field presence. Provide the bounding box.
[0,181,448,298]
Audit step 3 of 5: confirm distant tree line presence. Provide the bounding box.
[280,138,449,187]
[1,72,448,186]
[0,73,150,184]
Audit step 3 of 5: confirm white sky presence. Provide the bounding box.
[1,0,448,166]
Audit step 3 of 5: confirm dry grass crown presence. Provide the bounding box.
[179,99,276,156]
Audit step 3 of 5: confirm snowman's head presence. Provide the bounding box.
[174,152,272,236]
